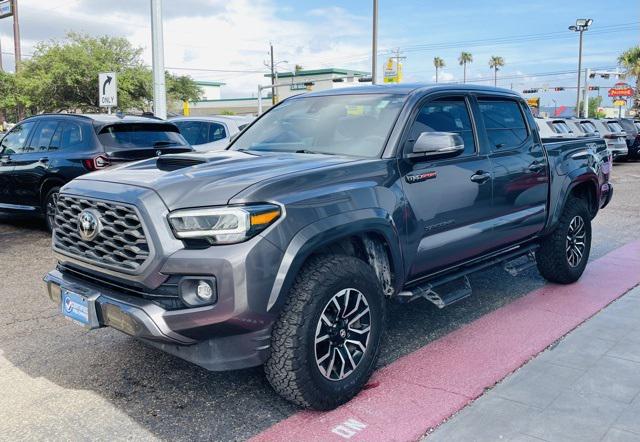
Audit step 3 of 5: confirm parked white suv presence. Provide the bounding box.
[171,115,255,151]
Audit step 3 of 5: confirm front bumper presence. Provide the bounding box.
[44,267,275,371]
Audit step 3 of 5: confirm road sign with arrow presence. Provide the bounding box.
[99,72,117,108]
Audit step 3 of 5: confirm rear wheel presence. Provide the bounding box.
[265,255,385,410]
[536,197,591,284]
[43,187,60,233]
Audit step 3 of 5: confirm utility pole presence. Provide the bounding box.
[371,0,378,84]
[150,0,167,119]
[569,19,592,118]
[12,0,20,71]
[270,43,275,105]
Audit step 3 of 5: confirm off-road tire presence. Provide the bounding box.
[536,197,591,284]
[43,187,60,233]
[264,255,386,410]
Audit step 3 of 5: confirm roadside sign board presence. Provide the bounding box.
[526,97,540,108]
[608,82,634,98]
[98,72,117,108]
[0,0,12,19]
[383,58,403,83]
[613,99,627,107]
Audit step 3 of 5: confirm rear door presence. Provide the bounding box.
[477,96,549,247]
[11,119,60,207]
[0,120,37,207]
[399,93,494,278]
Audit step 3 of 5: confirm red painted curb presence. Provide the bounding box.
[251,241,640,442]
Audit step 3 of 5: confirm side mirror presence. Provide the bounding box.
[407,131,465,159]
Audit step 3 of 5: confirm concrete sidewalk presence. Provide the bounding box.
[427,285,640,442]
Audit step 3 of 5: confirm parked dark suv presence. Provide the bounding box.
[0,114,192,230]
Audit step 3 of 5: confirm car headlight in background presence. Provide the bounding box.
[168,204,282,244]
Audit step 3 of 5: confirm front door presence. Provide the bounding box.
[476,96,549,248]
[399,95,494,279]
[11,119,60,208]
[0,121,37,207]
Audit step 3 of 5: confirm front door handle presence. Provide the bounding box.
[528,161,545,172]
[470,171,491,184]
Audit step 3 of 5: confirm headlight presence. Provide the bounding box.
[168,204,281,244]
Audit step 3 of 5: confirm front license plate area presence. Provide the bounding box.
[61,289,91,326]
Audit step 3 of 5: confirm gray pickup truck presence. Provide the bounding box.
[44,84,613,410]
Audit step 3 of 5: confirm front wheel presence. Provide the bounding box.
[265,255,386,410]
[536,197,591,284]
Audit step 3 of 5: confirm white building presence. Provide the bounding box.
[267,68,371,101]
[188,68,371,116]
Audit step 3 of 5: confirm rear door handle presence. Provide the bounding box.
[470,171,491,184]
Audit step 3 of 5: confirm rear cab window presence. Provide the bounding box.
[606,122,624,133]
[478,99,529,150]
[97,123,188,149]
[579,121,598,134]
[550,121,572,134]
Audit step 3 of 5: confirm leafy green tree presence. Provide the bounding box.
[618,46,640,110]
[458,52,473,83]
[489,56,505,87]
[433,57,445,83]
[167,74,202,102]
[6,32,202,117]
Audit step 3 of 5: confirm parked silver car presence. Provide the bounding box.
[171,115,255,151]
[535,118,575,139]
[589,119,628,160]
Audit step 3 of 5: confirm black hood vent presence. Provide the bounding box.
[156,155,207,171]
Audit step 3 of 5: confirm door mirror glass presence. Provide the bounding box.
[409,131,465,159]
[229,132,240,144]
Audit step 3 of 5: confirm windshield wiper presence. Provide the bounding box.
[294,149,336,155]
[153,141,180,147]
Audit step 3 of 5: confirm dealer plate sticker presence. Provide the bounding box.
[61,290,89,325]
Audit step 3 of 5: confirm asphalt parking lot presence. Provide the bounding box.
[1,161,639,442]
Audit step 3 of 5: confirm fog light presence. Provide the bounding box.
[196,280,213,301]
[178,276,217,307]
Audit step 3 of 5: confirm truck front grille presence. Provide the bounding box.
[53,195,151,272]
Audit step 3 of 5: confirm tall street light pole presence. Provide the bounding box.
[12,0,21,71]
[569,18,592,118]
[371,0,378,84]
[150,0,167,119]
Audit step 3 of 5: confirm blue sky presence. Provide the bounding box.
[2,0,638,107]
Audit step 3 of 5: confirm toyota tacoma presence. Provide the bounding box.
[44,84,613,409]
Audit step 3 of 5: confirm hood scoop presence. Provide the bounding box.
[156,155,208,171]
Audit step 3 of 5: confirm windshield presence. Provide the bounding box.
[230,94,406,157]
[606,122,623,133]
[97,123,188,149]
[580,121,598,134]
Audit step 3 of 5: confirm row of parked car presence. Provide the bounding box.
[536,116,640,160]
[0,112,254,230]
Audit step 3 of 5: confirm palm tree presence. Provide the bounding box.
[618,46,640,110]
[433,57,445,83]
[489,56,505,87]
[458,52,473,83]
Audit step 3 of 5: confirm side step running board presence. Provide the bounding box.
[399,244,539,309]
[399,276,471,308]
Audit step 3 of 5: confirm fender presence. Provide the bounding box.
[265,207,403,312]
[544,167,599,234]
[39,176,66,204]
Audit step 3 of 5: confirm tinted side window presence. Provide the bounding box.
[209,123,227,142]
[175,121,208,145]
[1,121,36,154]
[478,100,528,150]
[408,98,476,155]
[28,120,60,152]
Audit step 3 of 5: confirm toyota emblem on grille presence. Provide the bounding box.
[156,150,162,156]
[78,209,101,241]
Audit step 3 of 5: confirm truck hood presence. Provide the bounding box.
[76,150,358,210]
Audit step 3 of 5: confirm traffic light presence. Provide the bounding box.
[554,87,565,91]
[588,86,600,91]
[522,88,538,94]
